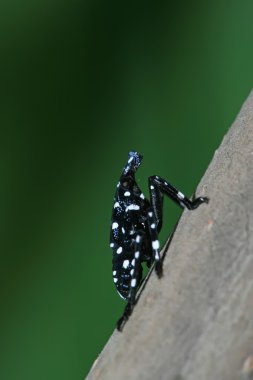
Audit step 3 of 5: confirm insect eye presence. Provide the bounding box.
[122,177,132,188]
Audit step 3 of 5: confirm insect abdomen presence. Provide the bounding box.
[112,256,142,300]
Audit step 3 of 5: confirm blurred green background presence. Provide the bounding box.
[0,0,253,379]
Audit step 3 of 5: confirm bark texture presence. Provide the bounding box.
[87,91,253,380]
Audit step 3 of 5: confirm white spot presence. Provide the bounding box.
[117,246,123,254]
[113,270,116,275]
[122,227,125,234]
[156,176,159,179]
[112,222,118,230]
[140,193,145,199]
[148,211,153,217]
[128,156,134,163]
[130,269,134,275]
[164,181,168,186]
[126,204,140,211]
[155,252,160,260]
[114,278,118,283]
[117,182,120,188]
[124,191,131,196]
[131,278,137,287]
[152,240,160,250]
[114,201,120,208]
[151,223,156,229]
[135,251,140,259]
[123,260,129,269]
[110,243,114,248]
[150,185,154,190]
[136,235,141,243]
[129,230,135,235]
[131,259,135,266]
[178,191,185,199]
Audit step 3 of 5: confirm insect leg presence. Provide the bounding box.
[148,175,208,230]
[117,233,144,331]
[147,208,163,277]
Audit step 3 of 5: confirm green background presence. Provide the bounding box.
[0,1,253,379]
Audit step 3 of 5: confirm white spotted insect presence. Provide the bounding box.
[110,151,208,331]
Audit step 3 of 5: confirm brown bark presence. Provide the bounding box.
[87,91,253,380]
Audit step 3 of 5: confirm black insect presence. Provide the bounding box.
[110,151,208,331]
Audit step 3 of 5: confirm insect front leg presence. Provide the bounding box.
[148,175,208,230]
[117,233,144,331]
[147,208,163,277]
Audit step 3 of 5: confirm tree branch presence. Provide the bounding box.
[87,91,253,380]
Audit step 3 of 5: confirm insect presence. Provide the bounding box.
[110,151,208,331]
